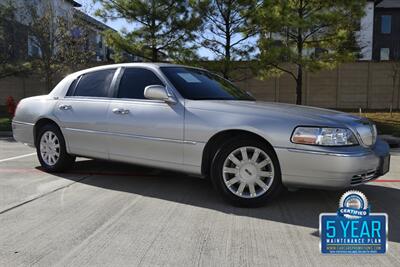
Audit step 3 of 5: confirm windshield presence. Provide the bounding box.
[160,67,255,101]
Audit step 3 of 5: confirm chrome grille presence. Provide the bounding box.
[351,170,377,185]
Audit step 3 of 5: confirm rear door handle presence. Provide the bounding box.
[59,104,72,110]
[112,108,130,115]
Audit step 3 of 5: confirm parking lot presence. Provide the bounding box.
[0,137,399,266]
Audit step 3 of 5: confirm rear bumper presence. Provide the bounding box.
[12,120,35,147]
[276,138,390,189]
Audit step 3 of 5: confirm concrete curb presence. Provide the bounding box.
[0,131,12,137]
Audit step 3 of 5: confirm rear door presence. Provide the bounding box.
[54,68,118,159]
[107,67,184,165]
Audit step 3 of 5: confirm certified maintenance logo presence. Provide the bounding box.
[320,190,388,254]
[338,191,369,219]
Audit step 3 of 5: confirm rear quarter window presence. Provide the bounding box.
[70,69,116,97]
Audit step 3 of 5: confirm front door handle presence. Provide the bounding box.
[59,104,72,110]
[112,108,130,115]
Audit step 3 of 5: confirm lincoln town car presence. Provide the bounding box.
[12,63,390,206]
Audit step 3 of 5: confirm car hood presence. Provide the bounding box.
[185,100,366,127]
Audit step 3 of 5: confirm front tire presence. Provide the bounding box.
[36,124,75,172]
[211,137,283,207]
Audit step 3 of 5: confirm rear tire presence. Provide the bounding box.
[210,137,283,207]
[36,124,75,172]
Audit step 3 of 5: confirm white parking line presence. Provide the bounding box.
[0,153,36,163]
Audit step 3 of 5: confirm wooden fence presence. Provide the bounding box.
[0,62,399,111]
[236,62,400,110]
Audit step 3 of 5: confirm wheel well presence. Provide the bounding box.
[33,118,60,147]
[201,130,275,177]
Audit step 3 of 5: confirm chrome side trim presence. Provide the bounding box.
[184,140,198,145]
[12,120,35,126]
[285,148,371,157]
[64,127,197,145]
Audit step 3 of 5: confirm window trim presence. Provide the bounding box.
[66,75,83,97]
[112,67,168,101]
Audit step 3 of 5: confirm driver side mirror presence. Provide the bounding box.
[144,85,176,104]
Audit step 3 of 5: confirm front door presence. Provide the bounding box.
[107,67,184,166]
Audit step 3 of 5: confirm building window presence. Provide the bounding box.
[381,15,391,34]
[314,48,328,58]
[28,35,42,58]
[380,48,390,61]
[96,35,103,49]
[71,27,81,38]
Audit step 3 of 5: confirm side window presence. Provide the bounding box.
[66,78,79,96]
[118,68,164,99]
[72,69,116,97]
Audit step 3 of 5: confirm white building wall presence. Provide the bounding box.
[357,2,375,60]
[1,0,75,25]
[51,0,75,19]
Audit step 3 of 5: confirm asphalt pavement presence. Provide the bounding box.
[0,137,399,267]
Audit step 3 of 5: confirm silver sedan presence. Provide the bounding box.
[12,63,390,206]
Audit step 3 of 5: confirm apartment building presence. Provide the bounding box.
[358,0,400,61]
[0,0,114,62]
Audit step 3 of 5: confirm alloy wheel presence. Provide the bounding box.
[222,146,275,199]
[40,131,61,166]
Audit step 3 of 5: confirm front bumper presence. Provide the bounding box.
[275,138,390,189]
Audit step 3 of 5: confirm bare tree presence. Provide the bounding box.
[23,0,95,91]
[0,1,31,79]
[390,61,400,116]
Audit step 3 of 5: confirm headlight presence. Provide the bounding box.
[291,127,358,146]
[355,122,377,146]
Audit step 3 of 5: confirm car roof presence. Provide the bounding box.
[49,63,208,98]
[72,62,203,76]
